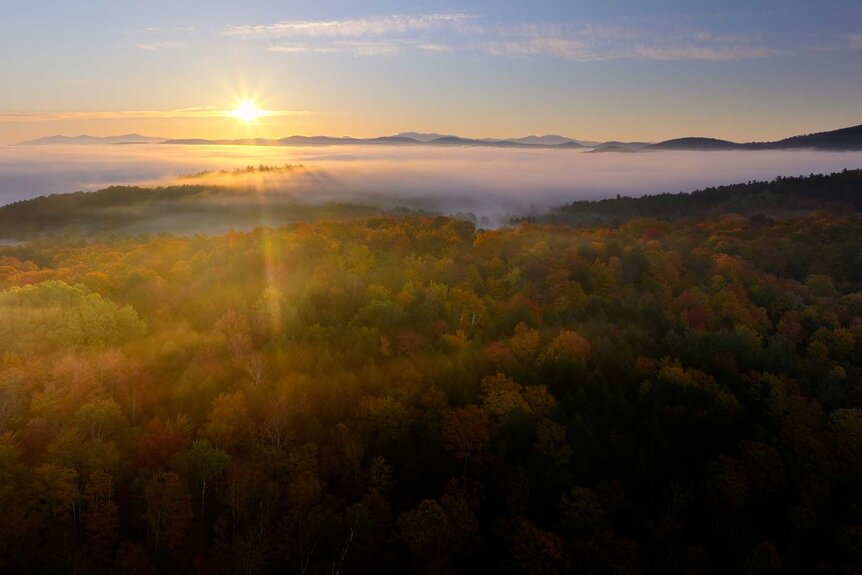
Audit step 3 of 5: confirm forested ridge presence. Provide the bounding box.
[1,207,862,573]
[2,170,860,239]
[530,169,862,226]
[0,183,389,238]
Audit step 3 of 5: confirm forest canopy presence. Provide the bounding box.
[1,194,861,572]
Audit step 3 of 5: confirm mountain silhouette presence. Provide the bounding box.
[42,123,859,152]
[649,124,862,151]
[18,133,165,145]
[649,137,741,151]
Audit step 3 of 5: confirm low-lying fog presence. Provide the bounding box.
[1,144,861,223]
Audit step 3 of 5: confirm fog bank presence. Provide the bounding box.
[1,144,860,223]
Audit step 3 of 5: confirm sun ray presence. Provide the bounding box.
[230,100,268,122]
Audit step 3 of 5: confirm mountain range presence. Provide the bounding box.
[644,124,862,151]
[158,135,590,149]
[16,123,862,151]
[18,133,166,145]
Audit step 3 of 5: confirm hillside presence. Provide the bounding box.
[3,169,861,240]
[528,169,862,226]
[0,183,391,238]
[761,123,862,150]
[650,124,862,151]
[649,137,741,151]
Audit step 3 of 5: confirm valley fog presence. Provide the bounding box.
[1,144,860,223]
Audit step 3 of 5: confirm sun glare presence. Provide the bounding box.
[231,100,267,122]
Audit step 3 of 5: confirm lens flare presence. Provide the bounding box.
[231,100,267,122]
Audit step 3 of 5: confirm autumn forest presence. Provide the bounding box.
[1,171,862,573]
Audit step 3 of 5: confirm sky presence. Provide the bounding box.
[0,0,860,144]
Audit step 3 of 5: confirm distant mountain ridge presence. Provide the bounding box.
[163,135,587,149]
[506,135,580,146]
[18,133,166,145]
[648,124,862,151]
[16,123,862,151]
[649,137,741,151]
[395,132,455,142]
[162,123,862,151]
[395,133,594,146]
[755,124,862,150]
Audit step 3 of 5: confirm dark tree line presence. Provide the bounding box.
[527,169,862,226]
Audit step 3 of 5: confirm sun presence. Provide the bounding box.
[231,100,267,122]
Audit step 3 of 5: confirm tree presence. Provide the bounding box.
[481,372,529,420]
[144,471,192,554]
[336,423,365,480]
[31,464,80,520]
[244,353,267,387]
[82,470,120,571]
[397,499,450,559]
[260,399,293,449]
[216,310,253,364]
[506,518,570,575]
[542,330,591,363]
[441,405,490,469]
[204,390,252,452]
[509,323,540,363]
[175,439,230,516]
[137,416,192,469]
[74,398,127,441]
[0,281,146,353]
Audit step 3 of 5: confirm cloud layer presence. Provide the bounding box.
[222,12,779,61]
[3,144,862,228]
[116,11,862,62]
[225,13,479,39]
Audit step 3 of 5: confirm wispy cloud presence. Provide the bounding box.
[225,13,479,38]
[268,41,403,57]
[478,37,593,60]
[332,41,403,56]
[140,26,196,33]
[267,44,337,55]
[806,33,862,53]
[240,13,777,62]
[478,22,776,62]
[232,13,474,58]
[136,41,184,52]
[418,43,453,54]
[0,107,307,123]
[632,44,776,61]
[128,25,196,52]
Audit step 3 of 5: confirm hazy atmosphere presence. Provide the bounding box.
[3,144,862,222]
[2,2,861,574]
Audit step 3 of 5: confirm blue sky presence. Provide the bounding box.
[0,0,860,143]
